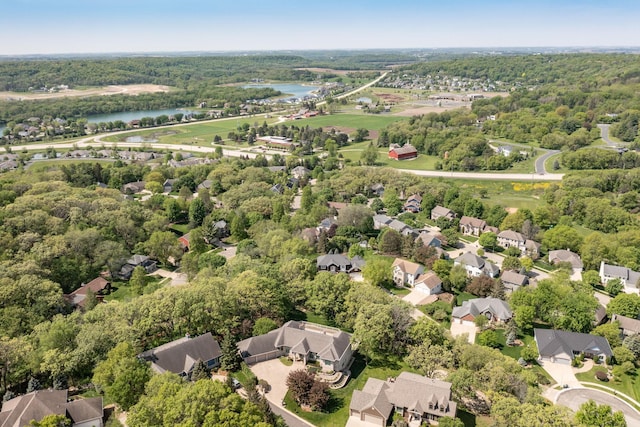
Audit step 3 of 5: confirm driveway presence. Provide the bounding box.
[249,358,304,405]
[538,360,580,387]
[402,289,437,306]
[557,388,640,427]
[149,268,188,286]
[449,321,476,344]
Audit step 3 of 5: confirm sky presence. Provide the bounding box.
[1,0,639,55]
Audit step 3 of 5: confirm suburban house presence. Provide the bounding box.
[370,183,385,197]
[317,217,338,233]
[117,254,158,280]
[162,178,177,193]
[500,270,529,292]
[392,258,425,287]
[388,143,418,161]
[599,261,640,295]
[387,219,415,236]
[497,230,540,257]
[138,332,222,377]
[373,214,393,230]
[178,233,191,251]
[197,179,213,191]
[414,271,444,295]
[459,216,498,237]
[431,206,456,222]
[403,194,422,213]
[0,390,103,427]
[534,329,613,365]
[454,252,500,278]
[611,314,640,337]
[64,277,111,309]
[349,372,457,427]
[121,180,146,194]
[317,252,365,273]
[237,321,353,372]
[415,231,442,249]
[452,297,513,325]
[549,250,583,280]
[291,166,311,180]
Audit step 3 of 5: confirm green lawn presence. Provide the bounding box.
[389,287,411,297]
[26,158,115,172]
[104,277,162,303]
[455,292,477,306]
[493,329,556,386]
[291,113,405,131]
[232,363,257,388]
[576,366,640,404]
[283,356,420,427]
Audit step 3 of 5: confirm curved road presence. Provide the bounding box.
[598,123,625,148]
[557,388,640,427]
[535,149,560,174]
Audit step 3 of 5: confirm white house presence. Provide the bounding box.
[392,258,424,287]
[599,261,640,295]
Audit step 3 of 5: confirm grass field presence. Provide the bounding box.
[576,366,640,405]
[340,148,440,170]
[25,158,115,172]
[289,113,404,130]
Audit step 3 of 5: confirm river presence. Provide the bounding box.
[86,108,197,124]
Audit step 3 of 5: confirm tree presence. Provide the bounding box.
[362,257,393,288]
[624,334,640,358]
[605,278,624,297]
[29,415,71,427]
[449,265,468,293]
[438,418,464,427]
[190,359,211,382]
[230,211,248,240]
[502,256,522,271]
[382,189,403,216]
[593,322,622,348]
[607,293,640,318]
[352,304,395,362]
[514,305,535,331]
[253,317,278,336]
[286,369,315,407]
[307,380,330,411]
[145,231,182,266]
[188,197,207,226]
[478,232,497,251]
[26,377,41,393]
[379,229,402,255]
[83,288,99,310]
[92,342,150,411]
[360,142,378,165]
[219,333,242,372]
[406,343,454,378]
[130,265,147,295]
[613,346,635,365]
[370,198,384,213]
[520,344,539,362]
[477,330,500,348]
[575,399,626,427]
[467,275,495,297]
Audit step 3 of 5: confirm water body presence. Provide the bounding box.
[243,83,319,101]
[356,97,372,104]
[86,108,196,124]
[125,136,158,143]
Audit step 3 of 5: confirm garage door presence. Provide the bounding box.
[363,412,384,427]
[553,356,572,365]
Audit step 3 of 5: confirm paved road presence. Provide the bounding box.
[557,388,640,427]
[269,403,315,427]
[535,149,560,174]
[400,169,564,181]
[598,123,618,147]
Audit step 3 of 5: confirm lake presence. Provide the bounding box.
[86,108,196,124]
[243,83,320,101]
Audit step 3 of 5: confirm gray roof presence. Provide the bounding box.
[455,252,485,269]
[388,219,411,233]
[452,297,512,321]
[350,372,456,420]
[238,321,351,364]
[373,214,392,226]
[432,205,454,218]
[0,391,102,427]
[139,332,222,375]
[501,270,529,286]
[534,329,613,359]
[127,254,150,266]
[459,216,487,228]
[317,253,351,269]
[415,231,440,247]
[498,230,525,242]
[549,250,583,269]
[601,262,640,287]
[612,314,640,335]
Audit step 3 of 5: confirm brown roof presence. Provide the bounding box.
[415,271,442,289]
[390,144,417,155]
[0,391,103,427]
[498,230,525,242]
[459,216,486,228]
[392,258,423,276]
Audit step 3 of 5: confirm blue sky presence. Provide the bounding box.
[1,0,639,55]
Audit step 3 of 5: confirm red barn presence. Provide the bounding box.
[388,144,418,160]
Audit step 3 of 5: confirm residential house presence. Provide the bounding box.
[611,314,640,337]
[497,230,540,257]
[65,277,111,309]
[139,332,222,377]
[178,233,191,251]
[163,178,177,193]
[431,206,456,222]
[452,297,513,326]
[0,390,103,427]
[414,271,443,295]
[599,261,640,295]
[121,181,146,194]
[549,250,583,280]
[266,165,287,173]
[387,219,415,237]
[317,252,365,273]
[415,231,441,249]
[388,143,418,160]
[237,320,353,372]
[454,252,499,278]
[197,179,213,190]
[500,270,529,293]
[349,372,456,427]
[594,305,607,327]
[117,254,157,280]
[498,145,513,157]
[459,216,498,237]
[291,166,311,180]
[370,183,384,197]
[534,328,613,365]
[270,183,284,194]
[403,194,422,213]
[373,214,393,230]
[317,217,338,233]
[392,258,424,287]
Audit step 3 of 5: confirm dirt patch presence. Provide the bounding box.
[0,84,172,101]
[294,67,352,75]
[374,93,404,103]
[505,207,519,214]
[325,126,379,141]
[394,105,470,116]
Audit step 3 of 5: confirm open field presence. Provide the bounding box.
[0,84,173,101]
[291,113,404,130]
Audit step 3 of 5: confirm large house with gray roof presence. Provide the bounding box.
[237,321,353,372]
[534,329,613,365]
[317,253,365,273]
[349,372,456,427]
[452,297,512,326]
[0,390,103,427]
[599,261,640,295]
[454,252,499,278]
[138,332,222,377]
